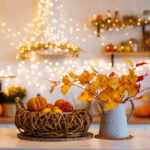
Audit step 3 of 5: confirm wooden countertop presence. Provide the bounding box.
[92,115,150,124]
[0,117,14,124]
[0,115,150,124]
[1,127,150,150]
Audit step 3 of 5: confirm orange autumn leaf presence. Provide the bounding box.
[121,69,138,87]
[85,81,97,94]
[78,70,95,85]
[77,92,88,101]
[123,58,133,67]
[87,93,95,101]
[95,75,108,89]
[49,80,58,94]
[78,91,94,101]
[70,81,75,86]
[48,80,58,85]
[126,85,138,97]
[108,77,119,90]
[69,72,77,79]
[62,75,70,84]
[50,85,56,93]
[98,88,112,103]
[128,69,138,82]
[112,87,126,102]
[60,84,71,95]
[141,96,148,101]
[104,100,120,111]
[115,103,119,108]
[104,101,116,111]
[91,66,98,73]
[135,96,148,101]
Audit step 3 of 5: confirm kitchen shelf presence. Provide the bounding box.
[104,51,150,67]
[104,51,150,56]
[91,12,150,37]
[36,51,73,57]
[0,75,16,79]
[0,117,14,124]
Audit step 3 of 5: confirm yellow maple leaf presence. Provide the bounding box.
[128,69,138,82]
[112,90,121,101]
[104,101,116,111]
[98,88,111,102]
[78,91,94,101]
[126,84,138,97]
[78,70,95,85]
[78,92,89,101]
[123,58,133,67]
[108,77,119,90]
[60,84,71,95]
[95,75,108,89]
[85,81,97,94]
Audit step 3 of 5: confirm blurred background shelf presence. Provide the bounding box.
[104,51,150,67]
[0,115,150,124]
[0,117,14,124]
[36,51,73,57]
[104,51,150,56]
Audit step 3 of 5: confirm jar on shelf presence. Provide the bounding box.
[129,39,138,52]
[142,10,150,21]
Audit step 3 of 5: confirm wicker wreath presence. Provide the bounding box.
[15,97,92,138]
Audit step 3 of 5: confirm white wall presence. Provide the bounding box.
[0,0,150,114]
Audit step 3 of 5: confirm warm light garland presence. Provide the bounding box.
[90,10,150,37]
[17,41,83,59]
[0,0,92,52]
[15,0,83,59]
[1,58,150,90]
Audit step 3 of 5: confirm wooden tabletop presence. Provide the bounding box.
[0,117,14,124]
[0,115,150,124]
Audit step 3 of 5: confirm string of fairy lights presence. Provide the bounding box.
[1,58,150,91]
[0,0,150,95]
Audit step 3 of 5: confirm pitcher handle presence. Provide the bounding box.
[127,100,135,123]
[96,100,104,114]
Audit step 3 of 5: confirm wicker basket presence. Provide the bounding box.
[15,97,92,138]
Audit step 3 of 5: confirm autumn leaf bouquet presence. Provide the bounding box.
[49,58,149,111]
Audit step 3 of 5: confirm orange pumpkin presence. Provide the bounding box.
[134,105,150,117]
[27,96,47,111]
[0,104,3,116]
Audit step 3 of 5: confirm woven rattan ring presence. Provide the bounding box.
[15,97,92,138]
